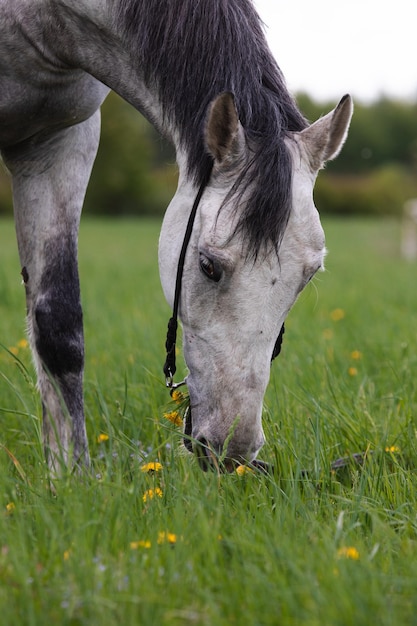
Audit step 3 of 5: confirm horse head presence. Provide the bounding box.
[159,93,353,471]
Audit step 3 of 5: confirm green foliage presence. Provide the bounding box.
[1,217,417,624]
[1,91,417,216]
[315,164,417,216]
[298,93,417,216]
[84,93,177,216]
[0,167,12,215]
[298,93,417,174]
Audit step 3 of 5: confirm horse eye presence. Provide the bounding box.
[199,253,222,282]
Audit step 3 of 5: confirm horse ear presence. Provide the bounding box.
[299,94,353,171]
[205,92,246,166]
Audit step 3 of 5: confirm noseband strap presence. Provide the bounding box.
[163,165,213,388]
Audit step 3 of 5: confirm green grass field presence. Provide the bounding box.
[1,216,417,625]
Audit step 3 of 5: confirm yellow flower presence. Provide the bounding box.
[322,328,334,340]
[140,462,163,473]
[97,433,109,443]
[157,531,177,545]
[348,367,358,377]
[8,346,19,356]
[350,350,362,360]
[385,445,400,453]
[163,410,183,427]
[171,390,185,404]
[63,550,71,561]
[17,339,29,349]
[6,502,15,513]
[330,308,345,322]
[142,487,163,503]
[236,465,254,476]
[337,546,360,560]
[130,540,151,550]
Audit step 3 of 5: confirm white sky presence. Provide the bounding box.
[254,0,417,103]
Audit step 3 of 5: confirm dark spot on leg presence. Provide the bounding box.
[35,238,84,379]
[35,296,84,378]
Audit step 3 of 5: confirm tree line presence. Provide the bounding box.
[1,91,416,216]
[298,93,417,216]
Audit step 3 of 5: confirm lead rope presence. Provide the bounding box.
[163,164,213,390]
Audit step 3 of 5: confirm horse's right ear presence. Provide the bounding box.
[204,92,246,167]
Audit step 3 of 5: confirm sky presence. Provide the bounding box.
[254,0,417,103]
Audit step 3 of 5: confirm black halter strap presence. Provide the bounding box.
[163,165,213,388]
[271,323,285,361]
[163,162,285,388]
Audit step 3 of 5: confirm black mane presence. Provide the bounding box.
[117,0,307,255]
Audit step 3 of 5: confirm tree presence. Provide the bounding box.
[84,92,177,215]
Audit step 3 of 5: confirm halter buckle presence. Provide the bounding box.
[165,376,187,391]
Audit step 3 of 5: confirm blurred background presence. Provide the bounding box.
[1,0,416,220]
[1,91,415,219]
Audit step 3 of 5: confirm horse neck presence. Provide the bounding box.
[52,1,172,140]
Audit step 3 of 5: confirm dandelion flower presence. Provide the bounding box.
[6,502,15,513]
[350,350,362,360]
[97,433,109,443]
[337,546,360,560]
[157,531,177,545]
[63,550,71,561]
[142,487,163,503]
[8,346,19,356]
[17,339,29,349]
[140,462,163,473]
[236,465,254,476]
[171,390,185,404]
[163,410,183,427]
[330,308,345,322]
[130,540,151,550]
[348,367,358,377]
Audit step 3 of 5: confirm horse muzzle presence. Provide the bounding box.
[183,404,265,472]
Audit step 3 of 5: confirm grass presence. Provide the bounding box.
[1,216,417,625]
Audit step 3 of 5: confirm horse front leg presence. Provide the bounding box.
[2,112,101,474]
[28,234,86,473]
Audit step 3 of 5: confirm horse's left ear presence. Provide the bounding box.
[204,92,246,166]
[299,94,353,171]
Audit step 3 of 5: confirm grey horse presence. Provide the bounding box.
[0,1,352,473]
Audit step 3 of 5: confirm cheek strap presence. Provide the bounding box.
[271,323,285,361]
[163,164,213,388]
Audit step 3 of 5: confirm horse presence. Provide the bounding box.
[0,0,352,473]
